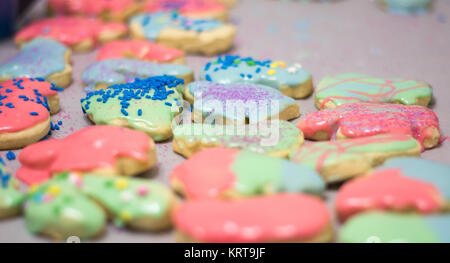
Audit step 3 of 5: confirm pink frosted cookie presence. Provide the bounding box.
[336,157,450,221]
[297,103,441,150]
[96,40,185,64]
[174,194,332,242]
[15,17,128,52]
[17,126,157,185]
[0,78,61,150]
[48,0,140,21]
[143,0,228,21]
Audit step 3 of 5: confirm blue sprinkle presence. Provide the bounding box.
[121,108,129,116]
[165,102,172,106]
[5,89,12,93]
[205,74,212,81]
[6,151,15,161]
[256,68,261,73]
[247,74,252,79]
[137,109,142,116]
[240,73,245,78]
[30,112,39,116]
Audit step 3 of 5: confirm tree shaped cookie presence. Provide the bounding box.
[183,81,300,124]
[17,126,156,185]
[0,78,61,150]
[82,58,193,91]
[81,76,184,141]
[199,55,313,98]
[314,73,433,109]
[0,38,72,88]
[297,103,441,150]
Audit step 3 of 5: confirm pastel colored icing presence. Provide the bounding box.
[289,134,420,176]
[130,11,223,41]
[0,78,55,133]
[339,212,450,243]
[174,193,331,242]
[0,38,68,81]
[16,126,151,185]
[96,40,184,63]
[199,55,312,93]
[171,147,325,199]
[49,0,136,16]
[82,59,193,91]
[144,0,225,16]
[81,76,184,141]
[15,17,127,46]
[378,0,431,15]
[173,120,303,156]
[81,174,174,228]
[186,81,298,122]
[315,73,433,109]
[0,164,24,217]
[25,175,105,239]
[297,103,440,149]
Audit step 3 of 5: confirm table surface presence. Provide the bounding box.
[0,0,449,243]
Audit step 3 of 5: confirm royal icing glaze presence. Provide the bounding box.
[336,157,450,221]
[339,212,450,243]
[130,11,224,41]
[186,81,299,123]
[314,73,433,109]
[0,38,68,81]
[82,58,193,91]
[289,134,421,180]
[144,0,226,16]
[0,163,24,217]
[174,193,331,242]
[0,78,56,134]
[49,0,136,17]
[15,17,127,47]
[378,0,431,14]
[81,76,184,141]
[96,40,185,63]
[25,176,106,239]
[297,103,440,149]
[17,126,152,185]
[171,147,325,199]
[199,55,312,98]
[173,120,303,157]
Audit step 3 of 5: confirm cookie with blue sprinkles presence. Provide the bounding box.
[0,78,61,150]
[130,11,235,55]
[200,55,313,99]
[81,75,185,141]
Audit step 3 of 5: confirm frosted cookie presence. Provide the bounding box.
[171,147,325,199]
[82,59,194,91]
[297,103,441,150]
[0,78,61,150]
[184,81,300,124]
[377,0,432,15]
[289,134,421,183]
[15,17,127,52]
[0,164,24,219]
[25,175,106,240]
[130,11,235,55]
[16,126,156,185]
[142,0,228,21]
[339,212,450,243]
[336,157,450,221]
[82,76,184,141]
[215,0,237,6]
[25,172,176,240]
[48,0,140,21]
[174,194,332,242]
[173,120,304,158]
[96,40,186,64]
[0,38,72,88]
[314,73,433,109]
[200,55,313,99]
[81,173,177,231]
